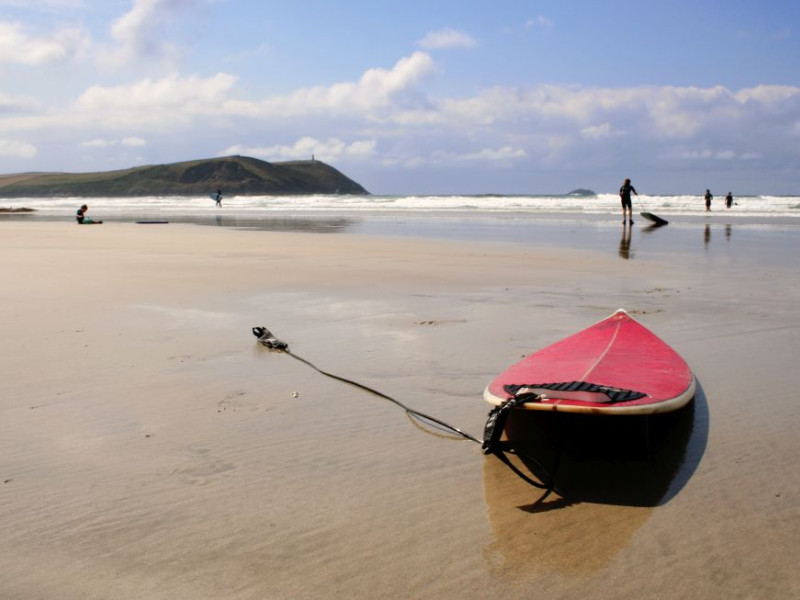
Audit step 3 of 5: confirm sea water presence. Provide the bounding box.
[7,192,800,219]
[6,192,799,266]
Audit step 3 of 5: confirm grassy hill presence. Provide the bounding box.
[0,156,369,197]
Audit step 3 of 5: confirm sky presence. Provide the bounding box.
[1,0,799,195]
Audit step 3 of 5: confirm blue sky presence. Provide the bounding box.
[1,0,799,194]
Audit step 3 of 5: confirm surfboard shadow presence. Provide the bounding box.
[502,382,709,508]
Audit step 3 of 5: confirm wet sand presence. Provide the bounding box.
[1,220,798,599]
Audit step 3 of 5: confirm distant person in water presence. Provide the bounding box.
[725,192,733,209]
[215,190,222,207]
[704,189,713,212]
[619,178,638,225]
[76,204,102,224]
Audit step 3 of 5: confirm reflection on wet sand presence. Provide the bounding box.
[641,222,666,234]
[618,222,668,260]
[702,223,735,248]
[483,388,708,575]
[0,212,357,233]
[618,224,632,259]
[484,459,651,576]
[182,214,356,233]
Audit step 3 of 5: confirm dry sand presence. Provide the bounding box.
[1,221,798,599]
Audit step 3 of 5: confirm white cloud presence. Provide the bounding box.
[107,0,196,64]
[74,73,237,127]
[0,92,42,114]
[0,73,235,144]
[224,52,435,118]
[436,83,789,143]
[0,20,88,65]
[0,2,193,71]
[418,28,477,50]
[0,138,36,158]
[672,148,760,161]
[735,85,800,106]
[81,138,115,147]
[81,136,147,147]
[222,137,377,162]
[430,146,526,166]
[525,16,554,29]
[0,0,85,8]
[2,30,798,189]
[581,122,613,139]
[463,146,524,162]
[7,62,800,160]
[112,0,158,51]
[438,85,643,127]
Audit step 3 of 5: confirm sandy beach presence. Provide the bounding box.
[1,219,799,599]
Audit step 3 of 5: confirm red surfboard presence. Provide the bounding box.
[484,310,695,415]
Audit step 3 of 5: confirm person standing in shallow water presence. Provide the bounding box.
[726,192,733,209]
[619,178,638,225]
[705,189,713,212]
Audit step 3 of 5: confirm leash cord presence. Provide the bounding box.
[252,326,558,500]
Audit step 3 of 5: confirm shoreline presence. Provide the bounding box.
[3,210,800,267]
[1,221,798,599]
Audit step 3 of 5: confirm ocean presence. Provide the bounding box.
[5,192,799,265]
[7,192,800,219]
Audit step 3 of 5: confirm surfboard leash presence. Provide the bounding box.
[251,326,560,502]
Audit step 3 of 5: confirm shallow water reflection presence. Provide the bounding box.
[618,221,668,260]
[202,214,355,232]
[618,224,633,259]
[483,386,709,574]
[0,212,356,233]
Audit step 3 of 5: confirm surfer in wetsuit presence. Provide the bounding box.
[215,190,222,207]
[704,189,713,212]
[619,178,638,225]
[725,192,733,209]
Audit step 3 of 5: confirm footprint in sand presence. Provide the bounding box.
[415,319,467,326]
[217,391,272,414]
[173,444,236,486]
[217,391,250,413]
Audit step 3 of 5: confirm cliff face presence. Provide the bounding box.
[0,156,369,197]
